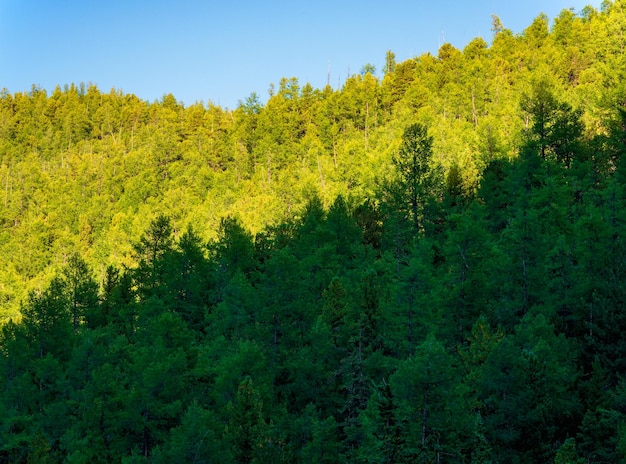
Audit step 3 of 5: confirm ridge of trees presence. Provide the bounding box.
[1,2,626,321]
[2,2,626,461]
[2,99,626,459]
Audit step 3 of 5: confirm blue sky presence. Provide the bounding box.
[1,0,600,109]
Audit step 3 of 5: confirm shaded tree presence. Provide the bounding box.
[391,123,442,235]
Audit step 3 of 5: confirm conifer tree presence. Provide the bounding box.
[391,123,441,235]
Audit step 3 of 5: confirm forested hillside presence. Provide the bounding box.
[2,1,626,462]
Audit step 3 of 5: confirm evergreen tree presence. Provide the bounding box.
[61,252,99,331]
[131,214,175,301]
[391,123,441,235]
[224,377,267,464]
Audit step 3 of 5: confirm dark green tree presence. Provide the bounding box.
[21,277,73,361]
[373,379,406,463]
[152,401,222,464]
[391,123,441,235]
[61,252,99,331]
[224,377,267,464]
[165,225,209,331]
[520,78,583,167]
[480,313,580,462]
[132,214,175,300]
[390,333,471,462]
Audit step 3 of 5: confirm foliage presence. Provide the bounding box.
[3,3,626,461]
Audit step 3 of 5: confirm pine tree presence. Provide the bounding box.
[225,377,267,464]
[391,123,441,235]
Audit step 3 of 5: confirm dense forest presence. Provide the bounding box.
[2,1,626,462]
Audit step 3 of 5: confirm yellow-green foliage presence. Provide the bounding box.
[1,1,626,321]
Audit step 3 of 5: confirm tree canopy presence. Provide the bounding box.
[2,2,626,462]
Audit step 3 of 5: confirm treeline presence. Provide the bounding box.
[2,2,626,320]
[2,79,626,461]
[3,2,626,462]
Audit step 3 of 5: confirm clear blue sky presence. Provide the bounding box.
[0,0,600,109]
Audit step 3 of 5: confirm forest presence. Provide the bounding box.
[2,1,626,462]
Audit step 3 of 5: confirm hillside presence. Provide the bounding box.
[2,2,626,462]
[1,3,624,322]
